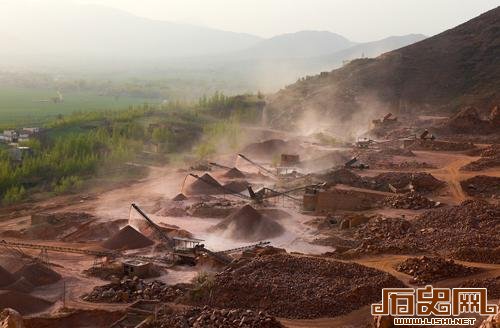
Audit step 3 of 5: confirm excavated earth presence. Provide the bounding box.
[186,253,405,319]
[353,200,500,261]
[395,256,481,285]
[144,306,284,328]
[460,175,500,198]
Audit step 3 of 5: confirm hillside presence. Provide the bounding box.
[266,7,500,127]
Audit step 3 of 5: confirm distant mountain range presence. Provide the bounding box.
[267,6,500,126]
[0,1,427,92]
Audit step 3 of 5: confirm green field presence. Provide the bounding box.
[0,87,154,126]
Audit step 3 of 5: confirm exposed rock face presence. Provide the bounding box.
[0,308,25,328]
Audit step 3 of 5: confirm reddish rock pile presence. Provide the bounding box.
[383,192,440,210]
[378,147,415,157]
[0,291,52,315]
[408,139,476,151]
[461,175,500,198]
[185,173,224,195]
[102,225,154,250]
[459,276,500,299]
[354,200,500,260]
[188,254,404,319]
[209,205,284,242]
[222,167,246,179]
[172,193,188,201]
[396,256,480,285]
[13,262,61,287]
[452,246,500,264]
[145,306,283,328]
[0,265,16,287]
[321,168,372,189]
[83,278,190,303]
[463,144,500,171]
[375,160,436,170]
[223,180,250,193]
[371,172,445,193]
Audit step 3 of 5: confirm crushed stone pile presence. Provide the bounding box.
[0,265,16,287]
[61,219,126,242]
[321,168,372,189]
[461,175,500,198]
[441,106,489,134]
[396,256,480,285]
[223,180,250,193]
[459,276,500,299]
[383,192,440,210]
[187,254,404,319]
[462,146,500,171]
[185,173,224,195]
[5,277,35,293]
[371,172,445,193]
[451,246,500,264]
[0,291,52,315]
[408,139,476,151]
[209,205,284,242]
[354,200,500,261]
[188,199,245,218]
[375,160,436,170]
[222,167,246,179]
[145,306,283,328]
[83,277,189,303]
[172,193,188,201]
[378,147,416,157]
[102,225,154,250]
[14,262,61,287]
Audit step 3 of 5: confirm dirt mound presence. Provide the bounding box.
[462,144,500,171]
[354,200,500,260]
[5,277,35,294]
[452,246,500,264]
[383,192,440,210]
[146,306,283,328]
[102,225,154,250]
[0,265,16,287]
[222,167,246,179]
[209,205,285,242]
[444,106,487,133]
[83,278,190,303]
[321,168,371,189]
[172,193,188,201]
[396,256,480,285]
[374,160,436,170]
[461,175,500,198]
[459,276,500,299]
[185,173,223,195]
[222,180,249,193]
[187,254,404,319]
[407,139,476,151]
[372,172,445,193]
[14,263,61,287]
[61,219,126,242]
[379,147,415,157]
[0,290,52,315]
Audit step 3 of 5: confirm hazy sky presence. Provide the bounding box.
[74,0,500,41]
